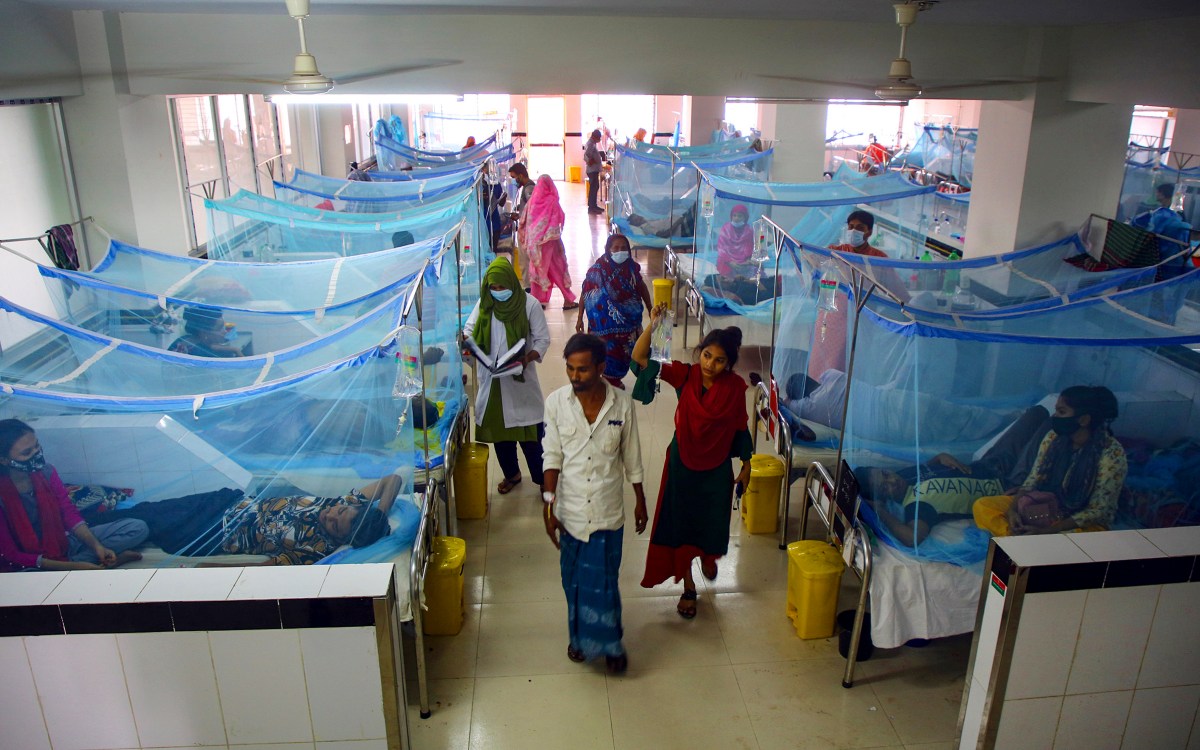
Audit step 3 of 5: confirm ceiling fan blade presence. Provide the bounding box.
[921,77,1055,94]
[335,60,462,86]
[757,73,876,92]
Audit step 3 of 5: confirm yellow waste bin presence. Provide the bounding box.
[740,453,785,534]
[454,442,489,520]
[785,540,844,639]
[423,536,467,635]
[569,165,583,183]
[652,278,675,310]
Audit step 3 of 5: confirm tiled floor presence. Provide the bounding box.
[407,182,971,750]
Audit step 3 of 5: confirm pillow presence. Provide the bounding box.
[64,484,135,520]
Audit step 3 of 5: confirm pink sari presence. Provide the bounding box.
[519,175,576,304]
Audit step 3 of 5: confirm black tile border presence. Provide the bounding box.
[1025,562,1108,594]
[280,597,375,629]
[0,596,380,638]
[0,605,63,637]
[1105,556,1193,588]
[61,603,173,635]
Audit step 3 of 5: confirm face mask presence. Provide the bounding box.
[490,288,514,302]
[1050,415,1080,436]
[845,229,866,247]
[7,449,46,474]
[731,219,746,228]
[610,251,630,264]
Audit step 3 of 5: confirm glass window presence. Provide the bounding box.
[217,94,255,194]
[580,95,656,148]
[249,94,281,196]
[173,95,221,247]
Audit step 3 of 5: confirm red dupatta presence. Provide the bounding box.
[675,365,748,471]
[0,472,69,561]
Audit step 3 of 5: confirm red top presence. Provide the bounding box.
[0,466,83,571]
[661,361,748,471]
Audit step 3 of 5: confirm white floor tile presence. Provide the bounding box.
[406,677,473,750]
[608,664,758,750]
[469,673,612,750]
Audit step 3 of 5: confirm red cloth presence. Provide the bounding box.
[0,469,76,569]
[663,361,748,471]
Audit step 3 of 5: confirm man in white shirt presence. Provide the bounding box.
[542,333,647,674]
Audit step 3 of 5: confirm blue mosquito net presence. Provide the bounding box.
[275,168,481,212]
[897,125,978,188]
[770,235,1200,571]
[204,189,474,261]
[687,171,936,324]
[375,132,497,171]
[610,140,773,249]
[0,236,475,567]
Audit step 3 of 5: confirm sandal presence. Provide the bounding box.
[567,645,585,663]
[497,475,522,494]
[606,653,628,674]
[677,589,698,620]
[562,302,579,311]
[701,559,718,581]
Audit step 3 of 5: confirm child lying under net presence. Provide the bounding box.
[102,474,403,566]
[857,405,1049,547]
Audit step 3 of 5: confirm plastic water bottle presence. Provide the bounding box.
[461,243,474,267]
[650,310,675,363]
[942,249,962,294]
[392,326,423,398]
[817,258,840,312]
[700,184,715,218]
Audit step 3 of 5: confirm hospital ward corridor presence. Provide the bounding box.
[407,183,971,750]
[3,3,1200,749]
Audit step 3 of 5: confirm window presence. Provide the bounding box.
[172,94,282,249]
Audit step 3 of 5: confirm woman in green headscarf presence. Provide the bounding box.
[464,257,552,495]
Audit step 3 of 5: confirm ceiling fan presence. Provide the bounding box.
[275,0,461,94]
[761,1,1046,104]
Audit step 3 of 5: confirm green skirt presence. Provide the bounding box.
[476,380,540,443]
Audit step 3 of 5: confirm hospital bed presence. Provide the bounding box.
[666,242,777,349]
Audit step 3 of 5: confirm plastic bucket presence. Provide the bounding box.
[454,442,489,519]
[569,165,583,183]
[836,609,874,661]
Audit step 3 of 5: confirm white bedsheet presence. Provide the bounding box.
[863,520,985,649]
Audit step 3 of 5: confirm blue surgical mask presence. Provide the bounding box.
[731,219,746,228]
[845,229,866,247]
[490,288,514,302]
[610,251,630,264]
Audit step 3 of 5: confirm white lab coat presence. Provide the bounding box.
[463,296,551,429]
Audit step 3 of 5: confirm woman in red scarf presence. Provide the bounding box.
[0,419,148,572]
[631,305,753,618]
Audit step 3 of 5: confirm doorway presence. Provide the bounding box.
[527,96,565,181]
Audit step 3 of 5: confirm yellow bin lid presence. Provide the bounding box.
[750,453,786,477]
[652,278,675,289]
[786,540,843,576]
[430,536,467,570]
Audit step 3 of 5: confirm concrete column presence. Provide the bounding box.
[963,32,1132,255]
[688,96,726,146]
[1170,108,1200,160]
[316,105,355,178]
[655,96,685,145]
[60,10,190,257]
[761,102,828,183]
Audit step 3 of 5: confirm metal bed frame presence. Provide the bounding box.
[406,472,444,719]
[801,461,874,689]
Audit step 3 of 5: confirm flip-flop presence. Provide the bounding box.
[606,653,628,674]
[562,302,579,311]
[497,476,522,494]
[677,589,698,619]
[567,645,585,663]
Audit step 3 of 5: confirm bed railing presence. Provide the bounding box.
[407,474,440,718]
[800,461,873,689]
[749,378,794,550]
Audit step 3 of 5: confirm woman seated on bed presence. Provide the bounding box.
[973,386,1126,537]
[104,475,401,566]
[169,307,242,358]
[716,204,755,276]
[859,404,1050,546]
[0,419,149,572]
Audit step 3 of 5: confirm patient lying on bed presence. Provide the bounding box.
[105,475,402,566]
[700,273,780,306]
[858,405,1049,546]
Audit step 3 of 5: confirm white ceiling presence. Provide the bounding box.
[13,0,1200,26]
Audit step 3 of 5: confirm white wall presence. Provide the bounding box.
[60,11,190,256]
[0,104,76,349]
[763,103,829,183]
